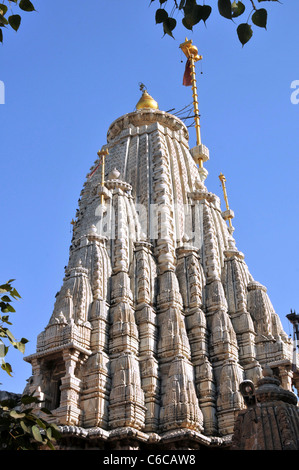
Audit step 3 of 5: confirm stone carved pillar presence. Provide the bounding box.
[201,199,244,435]
[176,244,217,435]
[134,241,159,432]
[155,259,203,432]
[217,359,244,435]
[150,130,203,433]
[151,130,176,274]
[108,183,145,430]
[26,357,44,402]
[223,248,262,385]
[278,365,293,392]
[109,351,146,430]
[57,349,82,426]
[159,355,203,432]
[81,228,111,428]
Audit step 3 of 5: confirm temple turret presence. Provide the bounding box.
[23,43,298,449]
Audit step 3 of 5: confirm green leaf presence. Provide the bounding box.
[1,360,13,376]
[15,341,26,353]
[47,440,56,450]
[163,17,176,37]
[31,425,43,442]
[252,8,267,28]
[155,8,168,23]
[0,4,8,15]
[0,13,8,25]
[183,1,212,27]
[35,418,47,430]
[10,410,26,419]
[21,394,40,405]
[50,424,61,439]
[237,22,253,45]
[218,0,232,19]
[8,14,21,31]
[4,328,16,342]
[1,315,12,324]
[46,427,53,440]
[10,288,21,299]
[0,284,11,293]
[0,397,17,408]
[201,5,212,23]
[231,1,245,18]
[183,0,196,15]
[4,304,16,313]
[182,16,194,30]
[1,295,11,302]
[19,0,35,11]
[20,420,30,434]
[0,344,9,357]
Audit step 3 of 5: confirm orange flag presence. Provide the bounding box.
[183,59,192,86]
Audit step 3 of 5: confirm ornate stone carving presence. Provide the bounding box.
[232,367,299,450]
[23,104,296,449]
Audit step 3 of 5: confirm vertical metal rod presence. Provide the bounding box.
[189,56,202,151]
[219,173,233,229]
[97,148,109,204]
[179,38,203,167]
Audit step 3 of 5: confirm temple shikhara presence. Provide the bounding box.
[23,39,299,450]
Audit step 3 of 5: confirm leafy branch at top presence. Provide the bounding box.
[0,0,36,43]
[152,0,280,45]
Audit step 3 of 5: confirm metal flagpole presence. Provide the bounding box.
[97,148,109,205]
[179,37,203,162]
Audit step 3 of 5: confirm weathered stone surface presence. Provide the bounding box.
[23,103,298,449]
[232,367,299,450]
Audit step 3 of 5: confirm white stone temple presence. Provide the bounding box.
[23,83,298,450]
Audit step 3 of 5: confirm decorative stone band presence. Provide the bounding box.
[56,424,229,448]
[107,109,189,142]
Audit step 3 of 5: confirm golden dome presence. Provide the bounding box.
[136,89,159,110]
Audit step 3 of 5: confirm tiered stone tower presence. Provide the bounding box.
[24,85,298,450]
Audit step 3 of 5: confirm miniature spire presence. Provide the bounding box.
[219,173,234,230]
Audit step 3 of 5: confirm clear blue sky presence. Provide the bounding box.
[1,1,298,394]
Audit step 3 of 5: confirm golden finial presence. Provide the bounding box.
[136,83,159,110]
[219,173,234,230]
[97,147,109,204]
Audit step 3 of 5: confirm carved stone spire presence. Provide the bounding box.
[24,97,297,450]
